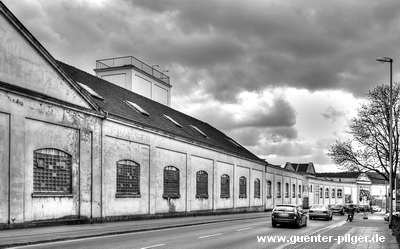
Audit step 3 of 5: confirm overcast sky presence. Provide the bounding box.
[5,0,400,172]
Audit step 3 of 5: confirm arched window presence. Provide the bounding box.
[337,189,343,198]
[196,170,208,198]
[292,184,296,198]
[285,183,289,198]
[332,188,335,198]
[325,188,329,198]
[277,182,282,198]
[163,166,180,198]
[221,174,230,198]
[33,148,72,195]
[267,181,272,198]
[320,188,323,198]
[116,160,140,197]
[254,178,260,198]
[298,185,302,198]
[239,176,247,198]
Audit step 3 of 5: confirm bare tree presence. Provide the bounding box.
[328,83,400,185]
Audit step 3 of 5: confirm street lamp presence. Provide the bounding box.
[376,56,393,228]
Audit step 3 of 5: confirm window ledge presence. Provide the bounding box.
[267,195,272,199]
[163,193,181,199]
[32,193,73,198]
[254,196,261,199]
[116,193,141,198]
[220,195,230,199]
[239,194,247,198]
[196,194,209,199]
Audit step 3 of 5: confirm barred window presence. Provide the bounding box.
[163,166,180,198]
[292,184,296,198]
[267,181,272,198]
[116,160,140,198]
[196,170,208,198]
[332,188,335,198]
[285,183,289,198]
[337,189,343,198]
[33,148,72,196]
[277,182,281,198]
[221,174,230,198]
[325,188,329,198]
[239,176,247,198]
[254,178,260,198]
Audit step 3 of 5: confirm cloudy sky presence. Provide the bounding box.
[4,0,400,171]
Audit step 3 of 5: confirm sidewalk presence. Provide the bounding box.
[0,212,269,248]
[284,212,398,249]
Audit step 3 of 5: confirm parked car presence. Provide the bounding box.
[384,212,400,221]
[271,204,308,228]
[330,204,345,215]
[371,206,381,212]
[309,204,333,220]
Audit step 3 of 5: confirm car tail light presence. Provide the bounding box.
[309,210,314,213]
[293,215,297,219]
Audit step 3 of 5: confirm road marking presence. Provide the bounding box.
[198,233,222,239]
[141,244,165,249]
[236,227,253,231]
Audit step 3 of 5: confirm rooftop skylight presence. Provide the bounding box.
[124,100,150,116]
[190,125,208,139]
[226,138,242,148]
[78,82,104,100]
[163,114,182,128]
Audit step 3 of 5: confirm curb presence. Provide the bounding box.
[0,214,269,248]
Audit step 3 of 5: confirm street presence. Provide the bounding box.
[11,214,351,249]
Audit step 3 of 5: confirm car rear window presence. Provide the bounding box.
[275,206,295,212]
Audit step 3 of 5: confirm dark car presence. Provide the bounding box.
[309,204,333,220]
[359,205,370,212]
[330,204,345,215]
[271,204,308,228]
[344,204,360,213]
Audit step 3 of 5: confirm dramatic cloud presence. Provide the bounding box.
[4,0,399,171]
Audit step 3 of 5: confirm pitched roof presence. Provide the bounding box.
[284,162,316,175]
[315,172,388,184]
[58,61,264,163]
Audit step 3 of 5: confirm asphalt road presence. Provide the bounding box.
[11,214,349,249]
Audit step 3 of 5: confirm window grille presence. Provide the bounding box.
[267,181,272,198]
[325,188,329,198]
[196,170,208,198]
[298,185,302,198]
[163,166,180,198]
[33,148,72,196]
[239,176,247,198]
[116,160,140,198]
[337,189,343,198]
[277,182,281,198]
[285,183,289,198]
[292,184,296,198]
[220,174,230,198]
[254,178,260,198]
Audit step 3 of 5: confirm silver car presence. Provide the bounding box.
[309,204,333,220]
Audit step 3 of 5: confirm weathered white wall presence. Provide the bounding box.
[0,13,91,109]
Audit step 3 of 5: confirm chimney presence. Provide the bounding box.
[94,56,171,106]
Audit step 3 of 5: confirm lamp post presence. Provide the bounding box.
[376,56,393,228]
